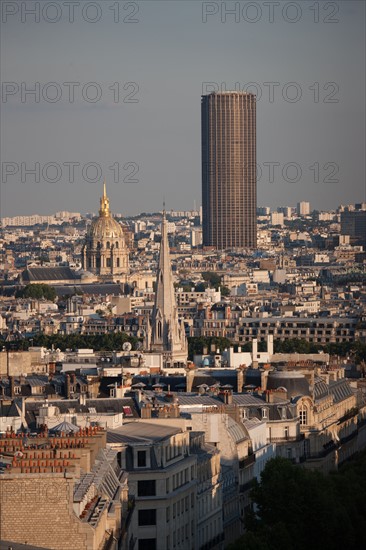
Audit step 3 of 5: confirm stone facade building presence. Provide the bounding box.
[108,421,198,550]
[0,427,132,549]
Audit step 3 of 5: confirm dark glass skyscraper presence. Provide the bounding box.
[202,91,257,249]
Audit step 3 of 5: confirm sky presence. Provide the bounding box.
[0,0,365,217]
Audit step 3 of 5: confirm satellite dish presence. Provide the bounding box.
[136,342,143,351]
[122,342,132,352]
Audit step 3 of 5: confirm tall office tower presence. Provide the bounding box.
[297,201,310,216]
[202,91,257,249]
[341,207,366,248]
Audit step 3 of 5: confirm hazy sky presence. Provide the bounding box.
[0,0,365,216]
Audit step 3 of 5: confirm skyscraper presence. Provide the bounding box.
[202,91,257,249]
[341,207,366,249]
[297,201,310,216]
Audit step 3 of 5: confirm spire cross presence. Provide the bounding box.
[99,179,110,217]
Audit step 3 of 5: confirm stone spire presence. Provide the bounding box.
[150,209,188,366]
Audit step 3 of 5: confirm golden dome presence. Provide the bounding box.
[88,215,125,241]
[86,182,126,245]
[82,181,129,278]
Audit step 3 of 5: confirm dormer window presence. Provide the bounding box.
[133,448,150,468]
[262,408,268,419]
[137,450,147,467]
[299,405,308,426]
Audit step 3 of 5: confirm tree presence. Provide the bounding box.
[229,454,366,550]
[202,271,221,290]
[16,284,56,301]
[0,332,140,352]
[194,282,206,292]
[187,336,232,359]
[221,286,231,297]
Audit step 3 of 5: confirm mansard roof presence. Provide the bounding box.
[22,266,79,282]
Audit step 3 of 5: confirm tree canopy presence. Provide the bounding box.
[0,332,140,352]
[229,454,366,550]
[202,271,222,290]
[188,336,232,359]
[16,284,56,301]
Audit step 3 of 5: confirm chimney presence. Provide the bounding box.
[237,365,247,393]
[65,374,71,399]
[170,402,180,418]
[186,366,196,393]
[266,390,274,403]
[21,397,26,426]
[219,388,233,405]
[9,376,15,398]
[267,334,274,356]
[252,338,258,368]
[141,402,152,419]
[274,387,288,400]
[261,370,269,391]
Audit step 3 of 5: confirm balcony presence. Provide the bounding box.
[269,434,305,443]
[239,453,255,469]
[239,480,255,493]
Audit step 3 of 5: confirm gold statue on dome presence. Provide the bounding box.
[99,180,110,217]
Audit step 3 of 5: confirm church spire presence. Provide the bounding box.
[150,209,188,366]
[99,179,110,217]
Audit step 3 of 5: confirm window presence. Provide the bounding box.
[137,450,147,467]
[138,539,156,550]
[138,509,156,526]
[138,480,155,497]
[299,405,308,426]
[262,408,268,419]
[284,426,289,439]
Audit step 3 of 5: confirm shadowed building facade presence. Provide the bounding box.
[202,91,257,249]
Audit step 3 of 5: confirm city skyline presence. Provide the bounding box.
[1,1,365,217]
